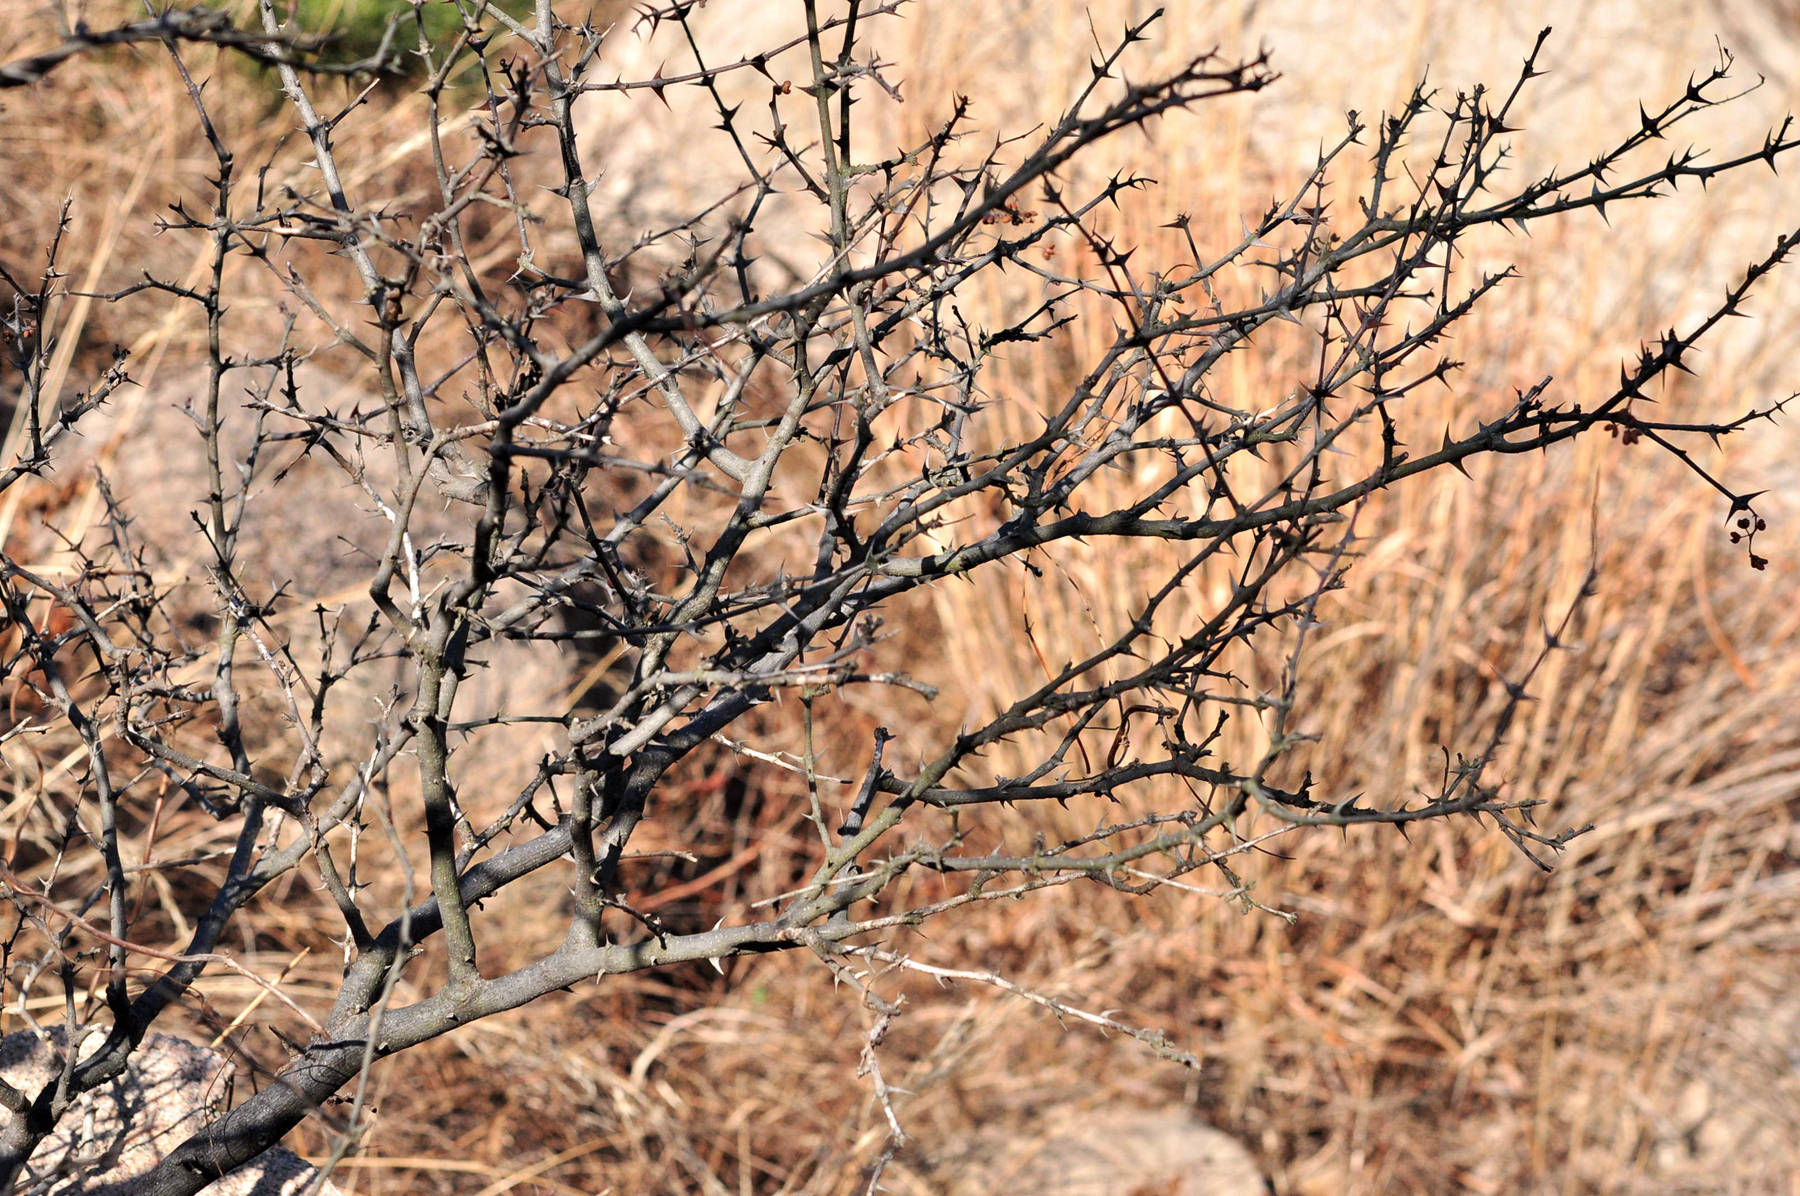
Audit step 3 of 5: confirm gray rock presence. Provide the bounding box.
[0,1030,342,1195]
[951,1107,1266,1196]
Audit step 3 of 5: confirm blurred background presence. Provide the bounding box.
[2,1,1798,1191]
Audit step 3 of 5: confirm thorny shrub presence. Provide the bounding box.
[0,3,1796,1192]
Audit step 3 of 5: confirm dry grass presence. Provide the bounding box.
[3,1,1799,1193]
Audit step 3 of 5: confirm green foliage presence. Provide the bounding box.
[280,0,533,73]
